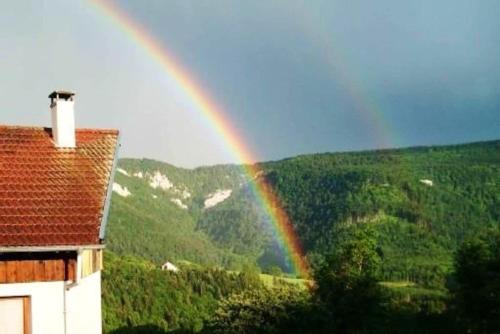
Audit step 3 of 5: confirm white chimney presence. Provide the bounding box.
[49,90,76,148]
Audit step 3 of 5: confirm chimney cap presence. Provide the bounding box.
[48,90,75,100]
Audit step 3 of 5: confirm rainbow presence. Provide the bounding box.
[296,5,395,149]
[89,0,311,278]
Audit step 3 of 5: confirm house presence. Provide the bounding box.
[0,91,119,334]
[419,179,434,186]
[161,261,179,272]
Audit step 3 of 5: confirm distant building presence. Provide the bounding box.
[0,91,119,334]
[161,261,179,272]
[419,179,434,186]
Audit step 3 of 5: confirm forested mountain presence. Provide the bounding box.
[104,140,499,333]
[108,140,499,283]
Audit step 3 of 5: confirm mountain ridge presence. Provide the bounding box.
[121,139,500,170]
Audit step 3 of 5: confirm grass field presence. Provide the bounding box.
[259,273,310,289]
[380,281,417,288]
[380,281,448,298]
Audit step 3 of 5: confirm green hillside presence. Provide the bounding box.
[107,140,500,286]
[102,251,264,333]
[107,158,251,268]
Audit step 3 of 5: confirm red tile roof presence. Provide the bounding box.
[0,126,119,247]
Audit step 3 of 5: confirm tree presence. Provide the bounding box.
[314,226,385,333]
[207,286,312,334]
[268,266,283,277]
[453,229,500,333]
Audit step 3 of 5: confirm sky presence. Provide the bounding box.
[1,0,499,168]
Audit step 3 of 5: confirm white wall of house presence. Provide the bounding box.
[66,271,102,334]
[0,271,102,334]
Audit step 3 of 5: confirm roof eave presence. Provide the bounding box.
[98,131,121,241]
[0,244,105,253]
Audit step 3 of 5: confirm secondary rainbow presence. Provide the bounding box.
[296,5,395,149]
[89,0,311,278]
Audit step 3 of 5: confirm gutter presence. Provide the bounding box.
[65,249,83,290]
[63,250,83,334]
[99,131,121,240]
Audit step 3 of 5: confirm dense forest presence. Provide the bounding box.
[103,227,500,333]
[103,140,500,333]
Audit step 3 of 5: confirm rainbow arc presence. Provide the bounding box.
[90,0,311,278]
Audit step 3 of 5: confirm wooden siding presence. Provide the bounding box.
[0,252,76,283]
[81,249,102,278]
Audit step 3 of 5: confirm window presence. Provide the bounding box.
[0,297,31,334]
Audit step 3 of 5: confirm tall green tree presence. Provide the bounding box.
[453,229,500,333]
[207,286,312,334]
[314,226,385,333]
